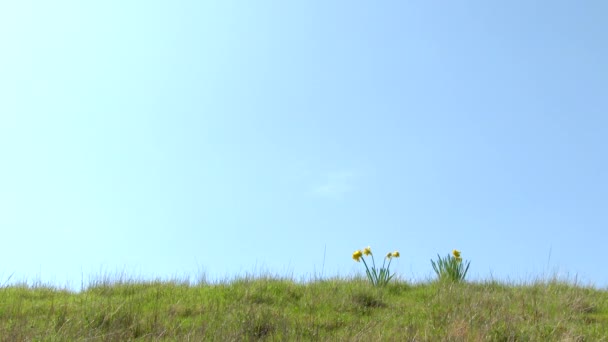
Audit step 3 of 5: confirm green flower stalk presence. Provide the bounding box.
[352,246,400,286]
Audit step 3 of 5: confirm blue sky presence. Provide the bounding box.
[1,1,607,289]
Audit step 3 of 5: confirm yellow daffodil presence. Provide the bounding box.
[352,246,400,286]
[432,250,470,282]
[352,250,363,262]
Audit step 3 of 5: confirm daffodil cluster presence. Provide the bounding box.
[431,249,470,282]
[352,246,400,286]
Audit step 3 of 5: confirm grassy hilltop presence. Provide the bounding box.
[1,275,607,341]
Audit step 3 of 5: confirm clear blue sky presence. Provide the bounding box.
[1,1,607,289]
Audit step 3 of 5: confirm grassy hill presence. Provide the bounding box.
[1,275,607,341]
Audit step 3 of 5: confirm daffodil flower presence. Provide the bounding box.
[432,249,470,282]
[352,246,400,286]
[352,250,363,262]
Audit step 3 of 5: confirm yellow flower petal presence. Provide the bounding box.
[392,251,400,258]
[452,250,461,258]
[352,250,363,262]
[363,246,372,256]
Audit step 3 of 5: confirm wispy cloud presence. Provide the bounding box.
[311,171,356,199]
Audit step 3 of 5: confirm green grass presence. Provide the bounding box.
[1,275,607,341]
